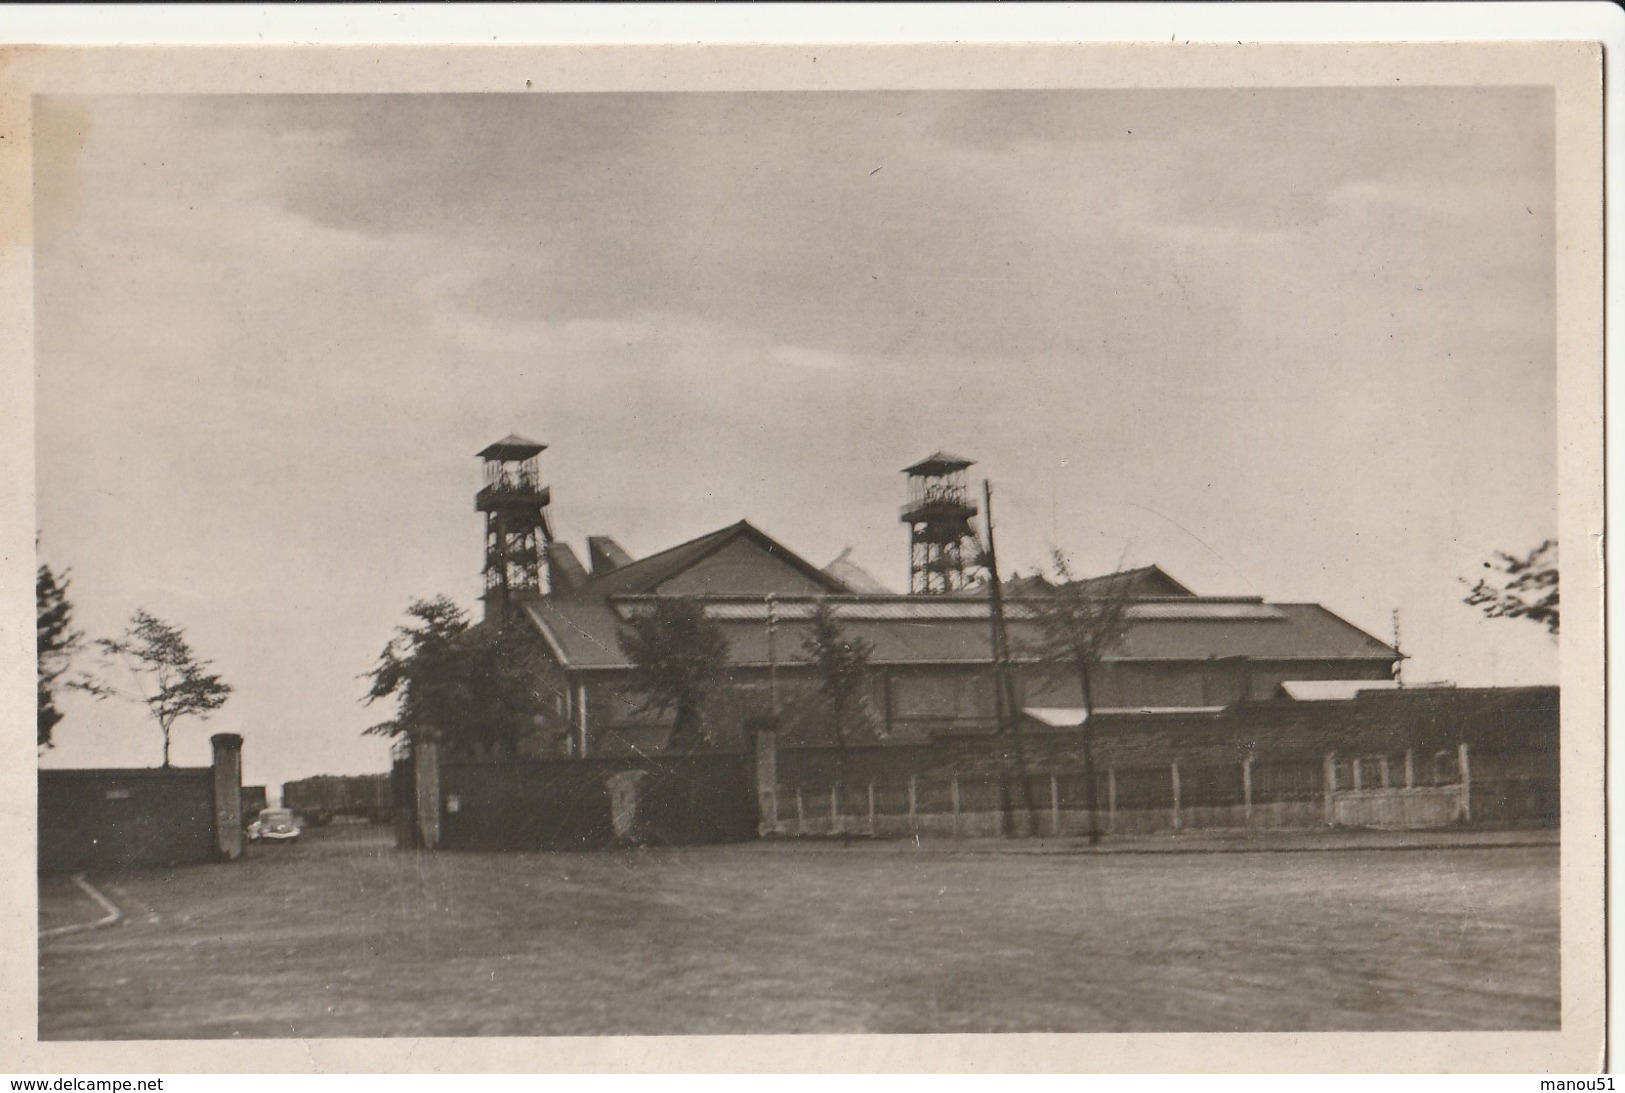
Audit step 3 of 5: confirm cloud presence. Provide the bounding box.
[32,88,1563,787]
[767,343,858,372]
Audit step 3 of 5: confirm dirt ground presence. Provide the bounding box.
[38,823,1560,1038]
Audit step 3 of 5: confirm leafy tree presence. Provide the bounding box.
[363,596,550,757]
[799,600,877,838]
[1020,550,1137,844]
[801,600,877,819]
[37,563,99,750]
[617,597,731,752]
[97,609,233,767]
[802,600,876,749]
[1463,539,1559,636]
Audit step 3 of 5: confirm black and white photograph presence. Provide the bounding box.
[6,26,1606,1075]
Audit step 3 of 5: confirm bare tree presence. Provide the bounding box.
[98,609,232,767]
[1019,550,1136,845]
[1463,539,1559,636]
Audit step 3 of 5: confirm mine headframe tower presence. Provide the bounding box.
[900,451,981,594]
[476,433,553,616]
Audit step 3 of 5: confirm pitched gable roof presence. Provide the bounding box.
[545,542,591,594]
[525,597,628,669]
[1108,603,1395,662]
[1005,564,1196,600]
[822,547,894,594]
[1078,565,1194,599]
[586,536,634,575]
[581,520,851,597]
[525,594,1397,671]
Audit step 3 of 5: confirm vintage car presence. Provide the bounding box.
[247,807,302,844]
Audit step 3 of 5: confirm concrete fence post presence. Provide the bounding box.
[908,775,918,833]
[1458,741,1473,823]
[1242,757,1253,825]
[951,775,961,839]
[576,681,590,758]
[415,738,441,849]
[867,782,876,835]
[1378,755,1391,789]
[830,785,840,836]
[1171,760,1182,830]
[1324,752,1337,826]
[1107,766,1117,834]
[1404,749,1415,790]
[796,787,806,835]
[210,733,244,861]
[1050,774,1061,836]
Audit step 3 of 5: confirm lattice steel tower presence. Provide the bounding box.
[477,434,553,615]
[900,452,980,594]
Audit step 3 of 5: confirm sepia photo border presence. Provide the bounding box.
[0,11,1609,1075]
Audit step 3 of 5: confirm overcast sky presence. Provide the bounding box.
[33,89,1557,791]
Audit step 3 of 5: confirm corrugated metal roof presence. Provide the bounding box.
[632,599,1284,623]
[526,597,1395,670]
[524,598,627,669]
[1130,602,1283,620]
[1111,604,1394,662]
[519,521,1393,671]
[688,600,990,621]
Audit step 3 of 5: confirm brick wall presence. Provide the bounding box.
[39,768,217,873]
[437,753,756,851]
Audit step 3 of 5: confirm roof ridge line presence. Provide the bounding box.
[580,518,851,596]
[580,522,743,589]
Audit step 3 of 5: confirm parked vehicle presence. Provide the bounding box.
[247,808,302,844]
[281,774,393,827]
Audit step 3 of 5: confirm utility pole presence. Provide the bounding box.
[983,480,1033,834]
[767,593,780,719]
[1391,608,1406,689]
[983,482,1019,726]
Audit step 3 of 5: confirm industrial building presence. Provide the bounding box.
[473,435,1399,758]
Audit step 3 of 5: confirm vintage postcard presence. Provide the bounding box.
[0,22,1607,1076]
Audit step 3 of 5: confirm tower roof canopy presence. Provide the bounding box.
[478,434,547,461]
[903,451,975,476]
